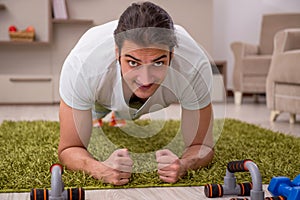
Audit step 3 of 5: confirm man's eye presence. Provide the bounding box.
[128,61,138,67]
[153,61,164,67]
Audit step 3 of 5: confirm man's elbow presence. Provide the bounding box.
[57,143,67,165]
[207,148,214,163]
[198,145,214,167]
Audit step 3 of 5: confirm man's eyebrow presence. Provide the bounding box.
[125,54,142,62]
[152,55,167,62]
[124,54,168,62]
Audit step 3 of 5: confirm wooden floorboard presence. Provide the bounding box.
[0,185,272,200]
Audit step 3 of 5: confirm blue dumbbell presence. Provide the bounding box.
[292,174,300,186]
[268,176,300,200]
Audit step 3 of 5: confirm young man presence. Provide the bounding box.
[58,1,214,186]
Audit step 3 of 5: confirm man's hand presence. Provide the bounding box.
[98,148,133,185]
[156,149,186,183]
[59,101,134,186]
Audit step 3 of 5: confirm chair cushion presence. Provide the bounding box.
[274,83,300,113]
[243,76,266,93]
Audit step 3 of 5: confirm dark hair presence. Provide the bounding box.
[114,2,177,52]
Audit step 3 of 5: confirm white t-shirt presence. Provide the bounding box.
[59,20,212,120]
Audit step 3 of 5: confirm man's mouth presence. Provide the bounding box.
[135,82,154,91]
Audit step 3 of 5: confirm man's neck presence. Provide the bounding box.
[122,79,148,109]
[130,93,149,110]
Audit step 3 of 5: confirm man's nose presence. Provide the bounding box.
[137,65,154,85]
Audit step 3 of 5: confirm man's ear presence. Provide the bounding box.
[169,49,174,65]
[115,46,119,60]
[115,46,122,64]
[170,49,174,59]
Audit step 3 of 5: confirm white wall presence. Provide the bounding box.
[213,0,300,90]
[66,0,213,54]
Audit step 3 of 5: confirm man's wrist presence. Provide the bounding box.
[180,144,214,172]
[179,158,189,177]
[82,157,104,178]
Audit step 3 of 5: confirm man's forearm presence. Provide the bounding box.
[59,146,102,177]
[180,144,214,174]
[59,147,133,185]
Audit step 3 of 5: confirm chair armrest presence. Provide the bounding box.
[269,50,300,84]
[231,42,259,57]
[231,42,260,91]
[269,29,300,85]
[273,28,300,54]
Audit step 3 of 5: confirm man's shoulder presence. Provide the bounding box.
[67,21,117,70]
[174,24,193,40]
[173,24,208,68]
[74,20,118,47]
[87,20,119,35]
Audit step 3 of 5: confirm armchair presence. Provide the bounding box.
[231,13,300,105]
[266,28,300,123]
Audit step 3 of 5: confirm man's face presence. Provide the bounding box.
[118,40,172,99]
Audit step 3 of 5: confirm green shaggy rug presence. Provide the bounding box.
[0,119,299,193]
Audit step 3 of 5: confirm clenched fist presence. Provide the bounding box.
[96,149,133,185]
[156,149,186,183]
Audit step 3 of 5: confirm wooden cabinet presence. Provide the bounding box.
[0,75,53,103]
[211,61,227,102]
[0,0,93,103]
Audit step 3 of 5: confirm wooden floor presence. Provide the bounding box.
[0,185,272,200]
[0,97,299,136]
[0,96,298,199]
